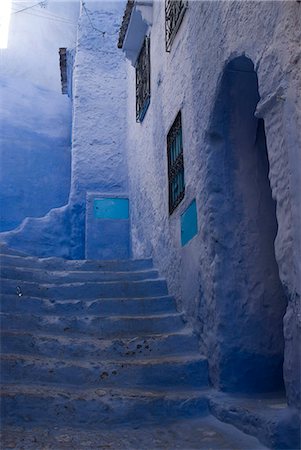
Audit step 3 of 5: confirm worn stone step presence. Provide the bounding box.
[0,245,28,257]
[0,254,153,271]
[1,384,209,428]
[208,391,300,450]
[0,312,185,338]
[1,354,208,389]
[0,417,270,449]
[0,266,159,283]
[1,278,168,299]
[1,329,198,360]
[0,294,176,316]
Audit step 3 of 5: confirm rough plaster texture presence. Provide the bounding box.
[69,0,129,257]
[126,1,301,408]
[203,57,288,394]
[1,1,129,259]
[0,1,79,231]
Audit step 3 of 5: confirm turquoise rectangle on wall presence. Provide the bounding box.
[181,199,198,246]
[94,198,129,220]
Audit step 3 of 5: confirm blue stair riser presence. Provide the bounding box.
[1,331,198,361]
[2,357,208,388]
[1,313,184,338]
[0,267,159,283]
[1,391,209,428]
[1,279,168,299]
[0,249,210,430]
[0,255,153,272]
[0,295,176,316]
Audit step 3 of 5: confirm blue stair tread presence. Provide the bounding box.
[1,351,206,366]
[1,382,210,399]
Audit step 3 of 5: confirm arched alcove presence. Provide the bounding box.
[207,56,287,393]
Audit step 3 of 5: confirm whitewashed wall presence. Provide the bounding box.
[126,1,301,408]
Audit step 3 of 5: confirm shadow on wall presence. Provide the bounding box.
[0,121,71,232]
[206,56,287,394]
[0,73,73,233]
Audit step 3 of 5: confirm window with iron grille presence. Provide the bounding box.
[135,37,151,122]
[165,0,188,52]
[167,112,185,214]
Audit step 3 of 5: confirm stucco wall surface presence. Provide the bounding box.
[1,0,128,259]
[0,1,79,232]
[126,1,301,407]
[70,0,128,204]
[69,0,129,258]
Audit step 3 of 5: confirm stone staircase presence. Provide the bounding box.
[0,247,210,430]
[1,246,274,449]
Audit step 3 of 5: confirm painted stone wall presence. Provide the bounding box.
[69,0,129,258]
[126,1,301,408]
[1,0,129,259]
[0,1,79,232]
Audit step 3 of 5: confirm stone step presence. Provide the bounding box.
[0,417,270,450]
[0,244,28,257]
[1,354,208,389]
[0,312,185,338]
[208,391,300,450]
[1,384,209,428]
[0,294,176,316]
[1,278,168,299]
[1,329,198,360]
[0,266,159,283]
[0,254,153,271]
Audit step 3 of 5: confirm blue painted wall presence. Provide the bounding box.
[0,1,79,232]
[86,195,130,260]
[0,1,129,260]
[66,0,129,259]
[181,200,198,246]
[0,97,72,232]
[126,1,300,408]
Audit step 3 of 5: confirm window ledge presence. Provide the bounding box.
[118,0,153,66]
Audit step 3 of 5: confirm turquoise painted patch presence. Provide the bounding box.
[181,200,198,246]
[94,198,129,220]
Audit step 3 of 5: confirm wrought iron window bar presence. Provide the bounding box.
[167,112,185,214]
[135,37,151,122]
[165,0,188,52]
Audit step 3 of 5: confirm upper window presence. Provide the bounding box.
[165,0,188,52]
[136,36,151,122]
[167,111,185,214]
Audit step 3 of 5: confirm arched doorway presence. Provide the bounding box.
[207,56,287,393]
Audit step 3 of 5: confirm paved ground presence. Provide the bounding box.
[1,416,267,450]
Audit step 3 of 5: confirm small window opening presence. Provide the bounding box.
[167,111,185,214]
[136,37,151,122]
[59,48,68,95]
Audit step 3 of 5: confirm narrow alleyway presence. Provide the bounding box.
[1,1,300,448]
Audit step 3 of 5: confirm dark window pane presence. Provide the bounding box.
[136,37,151,122]
[167,112,185,213]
